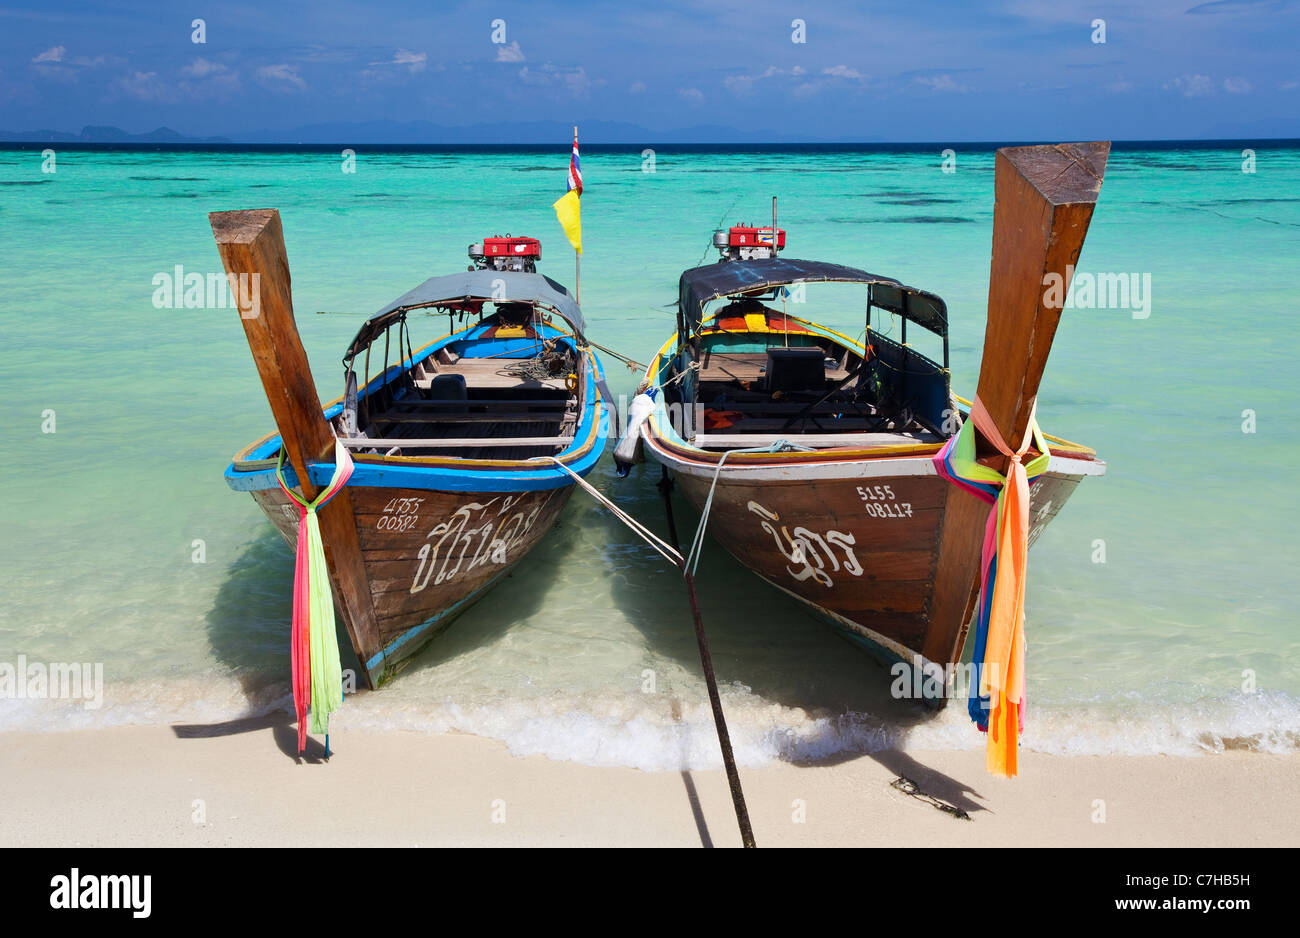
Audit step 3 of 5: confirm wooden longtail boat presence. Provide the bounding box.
[214,212,610,689]
[621,143,1109,701]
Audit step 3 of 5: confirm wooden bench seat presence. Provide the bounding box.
[697,350,850,385]
[416,358,569,391]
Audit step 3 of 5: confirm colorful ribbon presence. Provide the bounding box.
[275,440,354,755]
[933,397,1050,777]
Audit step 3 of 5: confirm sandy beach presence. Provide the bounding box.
[1,720,1293,848]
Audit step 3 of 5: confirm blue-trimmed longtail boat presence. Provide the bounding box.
[617,143,1110,774]
[212,212,609,691]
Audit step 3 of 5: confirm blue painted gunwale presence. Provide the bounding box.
[225,320,609,494]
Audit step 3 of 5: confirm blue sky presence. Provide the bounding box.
[2,0,1297,140]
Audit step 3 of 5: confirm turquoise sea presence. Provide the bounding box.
[1,143,1297,766]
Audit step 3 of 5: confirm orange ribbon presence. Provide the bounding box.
[968,396,1034,777]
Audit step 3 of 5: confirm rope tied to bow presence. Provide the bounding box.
[933,396,1050,777]
[275,439,354,755]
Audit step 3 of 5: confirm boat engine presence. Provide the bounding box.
[713,224,786,261]
[468,235,542,272]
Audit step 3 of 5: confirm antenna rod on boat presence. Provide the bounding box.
[574,125,581,305]
[208,208,383,681]
[774,195,789,347]
[925,142,1109,671]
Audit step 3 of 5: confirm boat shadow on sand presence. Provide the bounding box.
[186,510,575,761]
[188,478,984,829]
[597,468,988,828]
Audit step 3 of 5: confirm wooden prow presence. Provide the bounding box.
[210,209,382,685]
[923,142,1109,674]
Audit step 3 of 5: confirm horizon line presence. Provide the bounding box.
[2,136,1299,148]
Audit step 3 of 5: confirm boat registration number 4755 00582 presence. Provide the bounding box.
[856,485,914,519]
[376,497,424,532]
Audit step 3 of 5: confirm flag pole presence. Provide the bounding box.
[574,125,581,305]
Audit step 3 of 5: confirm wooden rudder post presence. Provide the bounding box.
[924,142,1109,670]
[210,209,383,683]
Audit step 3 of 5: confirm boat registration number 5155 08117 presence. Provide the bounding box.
[856,485,913,519]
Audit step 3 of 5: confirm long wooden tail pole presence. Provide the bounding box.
[924,143,1109,670]
[209,209,383,684]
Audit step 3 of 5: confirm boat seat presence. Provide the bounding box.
[423,374,467,402]
[765,347,828,394]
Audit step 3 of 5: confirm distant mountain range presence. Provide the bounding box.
[3,121,1295,146]
[0,120,865,145]
[232,119,848,144]
[0,125,232,144]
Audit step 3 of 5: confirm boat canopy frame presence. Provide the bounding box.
[677,256,950,370]
[343,268,589,366]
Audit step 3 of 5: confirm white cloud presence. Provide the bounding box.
[1223,76,1251,94]
[914,73,969,93]
[181,58,226,79]
[724,65,799,95]
[679,87,704,104]
[564,67,594,97]
[629,80,646,94]
[177,58,240,96]
[33,45,65,64]
[361,49,429,83]
[114,70,176,102]
[1164,74,1214,97]
[257,63,306,91]
[367,49,427,73]
[496,41,524,63]
[516,63,599,98]
[822,65,864,80]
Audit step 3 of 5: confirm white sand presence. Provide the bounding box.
[1,719,1294,847]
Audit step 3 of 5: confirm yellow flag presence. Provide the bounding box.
[552,188,582,255]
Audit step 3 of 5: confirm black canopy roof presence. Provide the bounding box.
[678,257,947,339]
[868,281,948,337]
[344,269,585,362]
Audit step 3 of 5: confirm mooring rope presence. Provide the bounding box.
[536,458,682,567]
[532,455,755,847]
[584,339,645,373]
[683,439,815,578]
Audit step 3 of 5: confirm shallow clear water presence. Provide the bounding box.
[1,143,1297,766]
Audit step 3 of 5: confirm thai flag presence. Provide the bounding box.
[567,133,583,196]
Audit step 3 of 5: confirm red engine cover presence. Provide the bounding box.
[482,236,541,258]
[728,226,785,249]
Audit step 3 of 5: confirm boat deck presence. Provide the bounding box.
[672,336,950,452]
[416,358,570,392]
[698,349,851,385]
[342,355,580,460]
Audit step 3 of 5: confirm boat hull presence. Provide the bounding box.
[250,482,573,686]
[647,433,1101,678]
